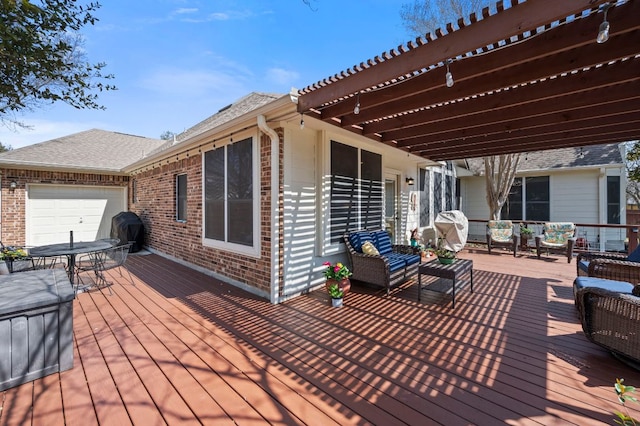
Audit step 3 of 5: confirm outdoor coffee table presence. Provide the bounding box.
[417,258,473,309]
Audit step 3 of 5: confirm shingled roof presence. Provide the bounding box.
[0,129,165,173]
[463,143,623,175]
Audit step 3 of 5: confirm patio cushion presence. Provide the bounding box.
[361,241,380,256]
[372,230,393,255]
[541,222,575,247]
[578,259,589,274]
[487,220,514,243]
[383,253,407,273]
[348,231,374,253]
[573,276,634,300]
[627,245,640,262]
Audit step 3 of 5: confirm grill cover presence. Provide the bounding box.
[110,211,144,252]
[434,210,469,252]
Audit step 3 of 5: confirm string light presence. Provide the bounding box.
[445,59,454,88]
[578,147,585,159]
[300,113,305,129]
[597,3,611,44]
[353,93,360,115]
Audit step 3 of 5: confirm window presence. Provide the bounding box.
[503,178,523,220]
[419,169,430,227]
[132,179,138,204]
[204,137,254,248]
[176,174,187,222]
[607,175,621,224]
[329,141,382,243]
[526,176,549,221]
[502,176,549,221]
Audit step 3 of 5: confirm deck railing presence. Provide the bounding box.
[467,219,639,254]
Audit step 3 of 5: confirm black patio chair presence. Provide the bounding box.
[75,243,134,295]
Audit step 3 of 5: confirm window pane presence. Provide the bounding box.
[607,175,621,224]
[502,177,523,220]
[434,172,442,215]
[330,141,358,243]
[361,150,383,230]
[525,176,549,221]
[204,148,225,240]
[419,169,430,227]
[227,138,253,246]
[176,174,187,221]
[445,173,453,211]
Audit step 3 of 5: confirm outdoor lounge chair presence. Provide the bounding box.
[576,284,640,368]
[535,222,577,263]
[343,230,420,295]
[576,245,640,283]
[486,220,517,257]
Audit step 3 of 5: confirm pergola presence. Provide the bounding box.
[296,0,640,161]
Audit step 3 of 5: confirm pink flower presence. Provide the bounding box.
[334,266,340,273]
[323,261,331,266]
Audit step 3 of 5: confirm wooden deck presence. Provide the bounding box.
[2,247,640,425]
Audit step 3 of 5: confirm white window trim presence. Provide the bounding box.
[201,131,261,258]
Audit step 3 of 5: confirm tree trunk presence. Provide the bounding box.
[484,154,521,220]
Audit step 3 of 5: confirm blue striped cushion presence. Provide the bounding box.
[578,260,589,274]
[404,254,421,266]
[372,230,393,255]
[348,231,373,253]
[384,253,406,273]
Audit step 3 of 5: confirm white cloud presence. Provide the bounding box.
[265,68,300,86]
[173,8,198,15]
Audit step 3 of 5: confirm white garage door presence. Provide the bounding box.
[26,184,127,246]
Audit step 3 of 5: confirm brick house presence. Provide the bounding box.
[0,92,437,303]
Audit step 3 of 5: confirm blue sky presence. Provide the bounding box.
[1,0,414,149]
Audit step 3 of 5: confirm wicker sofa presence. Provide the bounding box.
[576,246,640,283]
[343,230,421,295]
[575,284,640,367]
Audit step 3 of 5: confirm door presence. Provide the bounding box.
[26,184,127,246]
[384,173,400,243]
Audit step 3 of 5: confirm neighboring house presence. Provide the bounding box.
[0,129,165,246]
[455,143,627,252]
[0,92,440,303]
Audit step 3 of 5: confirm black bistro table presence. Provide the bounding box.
[29,240,114,285]
[417,258,473,309]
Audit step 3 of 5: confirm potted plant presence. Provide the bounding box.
[520,224,534,249]
[435,248,456,264]
[327,283,344,307]
[0,246,28,274]
[322,261,352,295]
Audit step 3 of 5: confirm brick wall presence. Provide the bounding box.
[130,130,281,296]
[0,168,128,246]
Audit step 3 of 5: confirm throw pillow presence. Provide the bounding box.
[628,245,640,262]
[362,241,380,256]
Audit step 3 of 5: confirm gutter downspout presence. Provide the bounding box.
[257,115,281,304]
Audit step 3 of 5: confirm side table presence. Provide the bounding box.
[418,258,473,309]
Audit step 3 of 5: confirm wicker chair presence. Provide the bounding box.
[576,286,640,367]
[343,230,420,295]
[535,222,577,263]
[486,220,517,257]
[576,250,640,283]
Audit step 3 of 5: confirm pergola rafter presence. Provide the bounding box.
[297,0,640,161]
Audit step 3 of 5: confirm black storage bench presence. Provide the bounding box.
[0,269,74,391]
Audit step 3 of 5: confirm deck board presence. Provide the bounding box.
[2,248,640,425]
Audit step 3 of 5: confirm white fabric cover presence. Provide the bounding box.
[434,210,469,252]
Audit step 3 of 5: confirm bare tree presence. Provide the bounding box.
[400,0,521,220]
[624,140,640,208]
[484,155,520,220]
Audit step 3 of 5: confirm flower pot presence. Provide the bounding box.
[0,261,9,275]
[438,257,455,265]
[331,297,343,308]
[325,278,351,296]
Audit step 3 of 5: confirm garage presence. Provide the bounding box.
[26,184,127,246]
